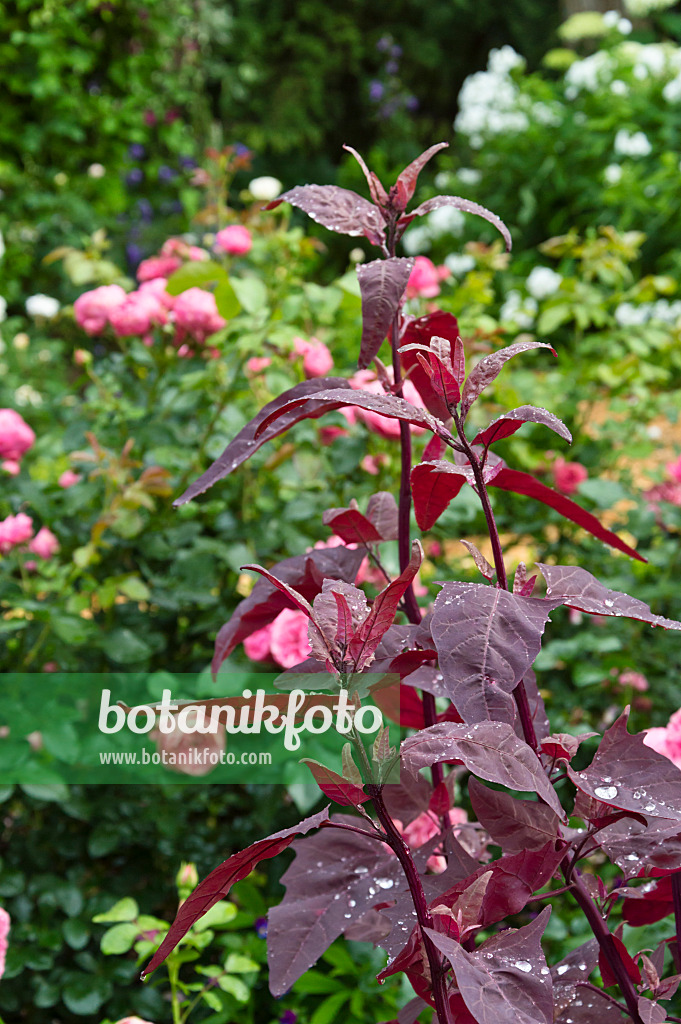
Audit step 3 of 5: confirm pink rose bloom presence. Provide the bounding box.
[74,285,127,335]
[136,255,181,282]
[361,454,389,474]
[161,238,209,261]
[666,455,681,483]
[552,456,588,495]
[644,709,681,768]
[246,356,271,375]
[215,225,253,255]
[319,426,349,445]
[617,670,648,692]
[407,257,441,299]
[42,662,59,672]
[293,336,334,378]
[2,461,20,476]
[109,290,167,337]
[343,369,426,439]
[0,906,10,980]
[138,277,176,310]
[243,623,274,662]
[173,288,227,343]
[0,409,35,461]
[269,608,311,668]
[58,470,82,488]
[113,1017,156,1024]
[0,513,34,554]
[28,527,59,560]
[395,809,468,873]
[152,708,226,778]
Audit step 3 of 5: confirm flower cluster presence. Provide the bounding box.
[0,513,59,561]
[0,408,35,476]
[0,907,10,980]
[405,256,450,299]
[292,336,334,378]
[244,609,312,669]
[644,708,681,768]
[552,457,588,496]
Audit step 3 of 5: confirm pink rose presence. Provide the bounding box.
[138,277,176,310]
[361,454,389,475]
[0,513,34,554]
[395,809,468,873]
[319,426,348,445]
[173,287,227,343]
[28,527,59,560]
[0,906,10,980]
[666,455,681,484]
[407,256,441,299]
[136,255,181,282]
[109,291,167,338]
[0,409,35,462]
[112,1018,156,1024]
[215,225,253,255]
[74,285,127,335]
[2,461,20,476]
[243,623,274,662]
[246,356,271,375]
[343,369,426,439]
[269,609,311,668]
[617,670,648,692]
[161,238,209,261]
[58,470,82,488]
[552,456,588,495]
[293,336,333,378]
[151,709,226,778]
[644,709,681,768]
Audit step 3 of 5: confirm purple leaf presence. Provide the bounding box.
[174,377,353,506]
[411,461,468,531]
[255,387,437,437]
[551,942,615,1024]
[402,194,512,253]
[300,760,369,806]
[348,540,423,668]
[597,816,681,876]
[490,469,646,562]
[366,491,399,540]
[265,184,386,247]
[212,546,365,675]
[394,142,449,210]
[461,342,556,419]
[472,406,572,448]
[240,563,314,618]
[142,807,331,978]
[399,311,461,419]
[342,144,388,206]
[357,257,414,369]
[323,505,383,544]
[537,564,680,628]
[431,582,560,725]
[460,540,495,580]
[468,778,561,854]
[267,817,401,995]
[400,720,565,817]
[567,709,681,823]
[599,934,641,988]
[425,907,553,1024]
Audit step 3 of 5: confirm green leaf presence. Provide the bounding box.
[62,919,90,950]
[92,897,139,923]
[214,278,242,319]
[20,783,69,803]
[118,576,151,601]
[217,974,250,1001]
[292,970,345,995]
[100,628,152,664]
[62,973,111,1015]
[193,900,237,932]
[202,989,224,1011]
[537,304,574,335]
[310,989,350,1024]
[166,260,228,295]
[100,921,140,955]
[50,613,93,645]
[230,276,268,314]
[224,952,259,973]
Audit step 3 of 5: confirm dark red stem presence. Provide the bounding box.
[369,785,452,1024]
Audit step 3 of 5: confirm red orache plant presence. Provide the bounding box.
[142,144,681,1024]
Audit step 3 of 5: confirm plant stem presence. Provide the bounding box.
[369,784,452,1024]
[563,858,643,1024]
[452,414,538,752]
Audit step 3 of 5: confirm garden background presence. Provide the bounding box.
[3,0,681,1020]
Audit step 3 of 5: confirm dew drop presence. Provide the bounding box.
[556,965,569,976]
[343,913,352,919]
[376,878,394,890]
[348,899,356,907]
[594,785,618,800]
[514,961,532,973]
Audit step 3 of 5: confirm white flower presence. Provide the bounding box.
[14,384,42,407]
[401,225,432,255]
[426,206,465,236]
[248,175,283,201]
[603,10,621,27]
[0,297,6,323]
[444,253,476,276]
[457,168,482,186]
[499,289,537,328]
[434,171,454,190]
[624,0,677,14]
[487,45,524,76]
[615,302,650,326]
[604,163,623,184]
[618,18,633,34]
[87,163,106,178]
[614,129,652,157]
[526,266,562,300]
[564,51,612,93]
[25,294,60,318]
[611,79,628,95]
[663,73,681,102]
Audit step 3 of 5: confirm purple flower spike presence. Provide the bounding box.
[254,916,268,938]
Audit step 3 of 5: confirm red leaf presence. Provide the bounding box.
[255,387,436,437]
[265,184,385,247]
[401,194,512,253]
[357,257,414,369]
[332,590,354,647]
[422,434,446,461]
[300,759,370,806]
[472,405,572,448]
[461,342,555,419]
[366,491,399,540]
[537,565,679,626]
[399,311,461,419]
[323,506,383,544]
[394,142,449,210]
[349,540,423,667]
[490,468,645,562]
[142,807,331,978]
[599,935,641,988]
[342,144,388,206]
[239,563,314,617]
[174,377,354,506]
[411,461,467,530]
[468,778,561,854]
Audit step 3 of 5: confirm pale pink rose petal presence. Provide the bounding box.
[0,409,35,461]
[215,225,252,255]
[667,455,681,484]
[246,356,271,375]
[243,623,274,662]
[58,470,82,488]
[0,513,34,554]
[552,456,588,495]
[136,255,181,282]
[2,461,20,476]
[269,608,311,668]
[73,285,127,335]
[28,527,59,560]
[407,256,441,299]
[173,287,227,343]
